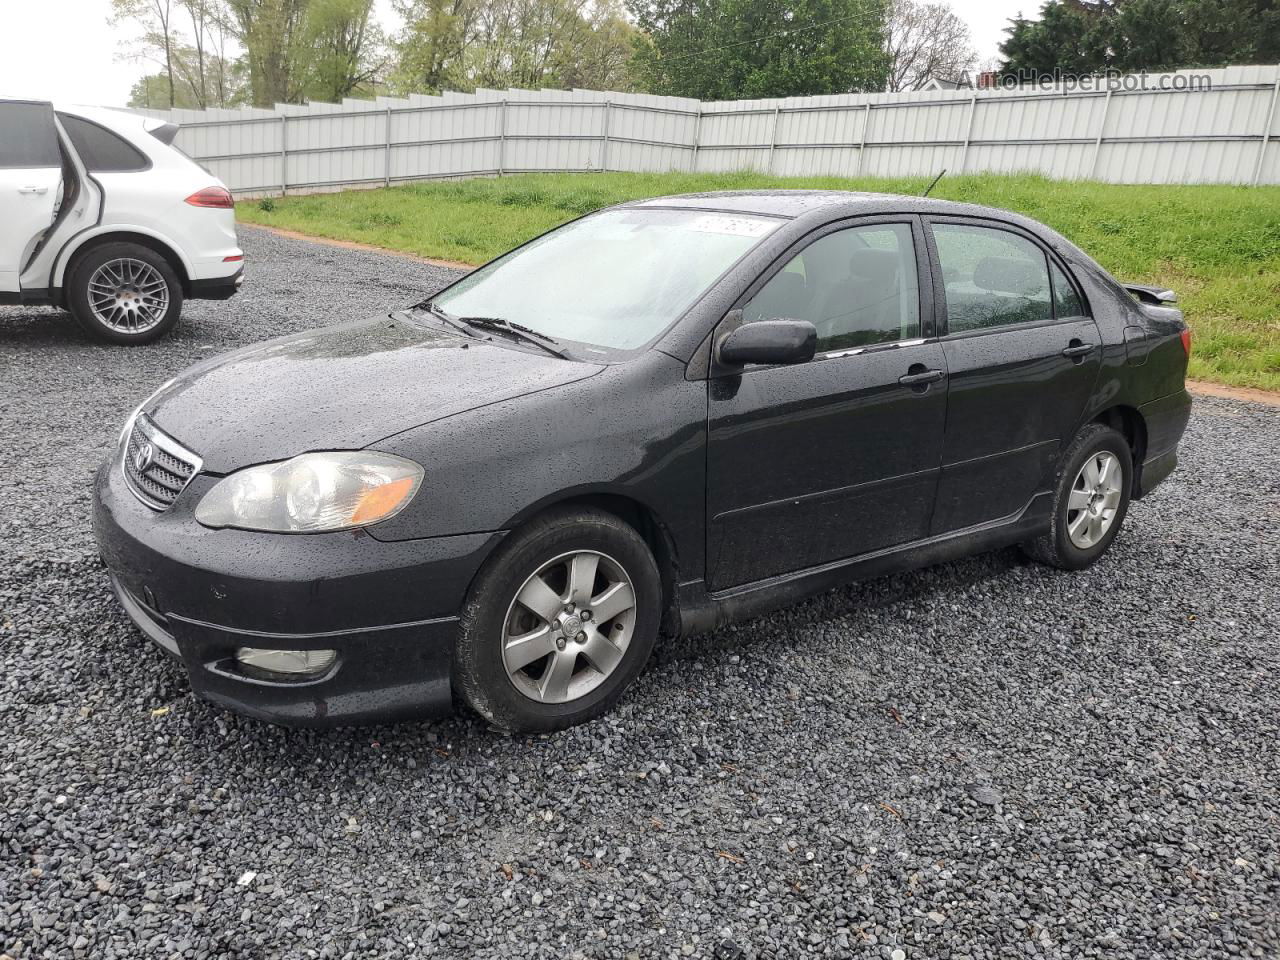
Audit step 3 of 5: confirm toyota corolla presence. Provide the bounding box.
[94,191,1192,732]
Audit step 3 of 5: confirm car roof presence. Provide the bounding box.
[55,103,168,135]
[623,189,1005,221]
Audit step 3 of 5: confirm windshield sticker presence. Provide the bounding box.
[687,215,778,238]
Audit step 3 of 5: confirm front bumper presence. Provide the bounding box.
[93,459,504,726]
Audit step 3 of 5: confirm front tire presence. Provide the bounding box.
[454,507,662,733]
[67,242,183,344]
[1022,423,1133,570]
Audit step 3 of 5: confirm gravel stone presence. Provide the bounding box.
[2,226,1279,958]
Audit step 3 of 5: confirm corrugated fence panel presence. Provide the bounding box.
[861,142,965,177]
[873,98,971,145]
[148,67,1280,194]
[972,93,1102,144]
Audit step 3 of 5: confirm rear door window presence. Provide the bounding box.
[932,223,1053,333]
[0,101,61,168]
[58,114,150,172]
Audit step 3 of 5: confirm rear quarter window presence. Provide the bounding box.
[58,114,150,172]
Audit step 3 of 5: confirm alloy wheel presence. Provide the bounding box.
[88,258,170,333]
[1066,450,1123,549]
[501,550,638,704]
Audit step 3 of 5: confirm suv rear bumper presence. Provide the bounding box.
[190,267,243,301]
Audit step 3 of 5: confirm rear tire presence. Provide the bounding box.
[67,242,183,345]
[454,507,662,733]
[1022,423,1133,570]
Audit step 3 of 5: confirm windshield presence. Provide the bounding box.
[429,208,783,351]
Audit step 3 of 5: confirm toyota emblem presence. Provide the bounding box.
[134,441,155,473]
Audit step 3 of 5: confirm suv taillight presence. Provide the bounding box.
[185,186,234,209]
[1181,329,1192,357]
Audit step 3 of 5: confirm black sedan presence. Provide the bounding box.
[94,191,1192,732]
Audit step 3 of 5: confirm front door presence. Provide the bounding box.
[706,218,949,590]
[925,218,1103,534]
[0,101,62,293]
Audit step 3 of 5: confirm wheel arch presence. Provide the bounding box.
[499,490,683,638]
[55,228,193,298]
[1091,405,1147,495]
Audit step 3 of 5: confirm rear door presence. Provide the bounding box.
[0,101,62,294]
[705,217,949,590]
[925,217,1102,534]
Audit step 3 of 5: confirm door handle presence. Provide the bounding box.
[1061,341,1095,359]
[18,186,49,195]
[898,368,945,388]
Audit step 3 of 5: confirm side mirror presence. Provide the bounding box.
[717,319,817,368]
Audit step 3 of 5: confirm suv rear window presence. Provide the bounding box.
[58,114,150,172]
[0,101,61,168]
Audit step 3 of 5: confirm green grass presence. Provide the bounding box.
[237,172,1280,390]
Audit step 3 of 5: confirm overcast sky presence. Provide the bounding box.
[0,0,1031,108]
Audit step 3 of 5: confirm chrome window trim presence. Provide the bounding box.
[814,336,928,361]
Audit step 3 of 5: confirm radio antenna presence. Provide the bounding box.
[922,169,947,197]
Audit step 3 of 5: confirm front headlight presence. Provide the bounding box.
[194,452,423,533]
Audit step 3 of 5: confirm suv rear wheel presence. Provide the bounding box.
[67,242,183,344]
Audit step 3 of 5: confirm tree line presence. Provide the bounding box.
[114,0,1272,110]
[999,0,1279,79]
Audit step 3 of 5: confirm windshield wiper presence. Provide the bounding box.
[408,302,483,339]
[455,316,570,360]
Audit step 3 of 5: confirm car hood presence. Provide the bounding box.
[146,314,604,473]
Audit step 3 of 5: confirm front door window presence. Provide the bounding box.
[743,223,921,352]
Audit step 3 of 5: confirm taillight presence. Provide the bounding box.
[1180,328,1192,357]
[184,186,234,208]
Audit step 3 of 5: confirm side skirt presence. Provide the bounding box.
[675,492,1053,637]
[0,289,55,307]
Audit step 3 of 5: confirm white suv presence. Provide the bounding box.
[0,99,243,344]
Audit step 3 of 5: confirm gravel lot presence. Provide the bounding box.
[2,226,1278,960]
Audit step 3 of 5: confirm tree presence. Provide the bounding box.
[129,72,200,108]
[884,0,976,91]
[999,0,1280,78]
[391,0,638,94]
[391,0,471,93]
[223,0,310,106]
[999,1,1112,79]
[554,0,639,90]
[127,46,247,108]
[111,0,180,107]
[628,0,891,100]
[299,0,386,101]
[1180,0,1280,65]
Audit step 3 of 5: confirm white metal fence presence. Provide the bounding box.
[138,65,1280,194]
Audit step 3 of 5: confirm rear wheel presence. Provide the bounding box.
[1023,423,1133,570]
[67,242,183,344]
[454,507,662,733]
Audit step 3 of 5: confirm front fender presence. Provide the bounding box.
[366,353,709,581]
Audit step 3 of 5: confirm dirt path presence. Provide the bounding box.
[1186,380,1280,406]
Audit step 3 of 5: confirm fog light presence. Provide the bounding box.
[235,647,336,678]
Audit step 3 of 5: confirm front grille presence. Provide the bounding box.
[122,414,202,510]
